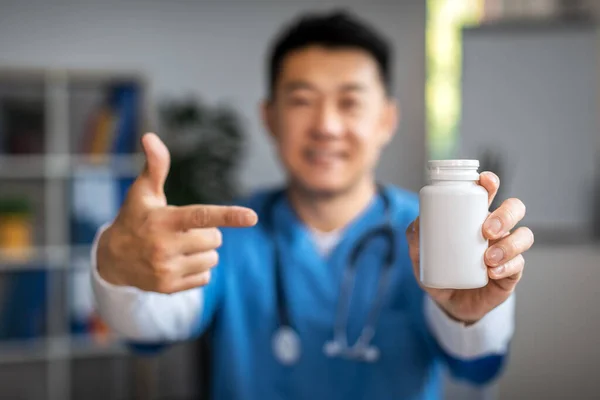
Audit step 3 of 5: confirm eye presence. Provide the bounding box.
[340,98,361,111]
[288,96,312,107]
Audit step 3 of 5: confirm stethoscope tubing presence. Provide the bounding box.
[265,184,396,364]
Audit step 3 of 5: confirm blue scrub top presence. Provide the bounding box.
[140,185,505,400]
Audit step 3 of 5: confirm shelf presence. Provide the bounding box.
[0,66,148,398]
[0,335,127,364]
[464,15,596,35]
[0,245,95,271]
[70,245,95,264]
[0,67,145,85]
[0,154,144,179]
[70,334,128,359]
[0,155,50,179]
[0,336,59,364]
[0,246,68,271]
[71,153,144,176]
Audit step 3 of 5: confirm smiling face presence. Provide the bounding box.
[263,45,398,197]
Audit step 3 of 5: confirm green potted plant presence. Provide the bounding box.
[0,197,33,260]
[159,97,247,206]
[156,97,248,399]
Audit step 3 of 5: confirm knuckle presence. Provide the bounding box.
[508,254,524,272]
[522,227,535,245]
[153,269,177,293]
[192,207,210,227]
[223,210,235,226]
[518,199,526,213]
[506,239,519,256]
[501,255,524,282]
[502,200,519,224]
[507,197,526,215]
[152,261,171,277]
[156,279,175,294]
[206,250,219,268]
[512,227,534,252]
[509,269,523,282]
[199,271,211,286]
[148,239,168,262]
[144,210,164,233]
[492,172,500,184]
[507,197,524,209]
[213,229,223,248]
[519,256,526,277]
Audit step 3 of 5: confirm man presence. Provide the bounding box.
[92,10,533,400]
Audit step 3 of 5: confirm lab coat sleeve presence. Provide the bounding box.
[90,222,205,343]
[424,293,515,384]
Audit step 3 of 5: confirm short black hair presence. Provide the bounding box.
[267,10,393,99]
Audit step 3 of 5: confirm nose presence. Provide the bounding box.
[314,101,344,139]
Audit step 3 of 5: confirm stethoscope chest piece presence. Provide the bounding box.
[272,326,301,365]
[324,339,381,363]
[266,185,394,366]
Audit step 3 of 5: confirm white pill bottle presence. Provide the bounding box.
[419,160,489,289]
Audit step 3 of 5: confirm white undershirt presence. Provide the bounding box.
[307,228,343,257]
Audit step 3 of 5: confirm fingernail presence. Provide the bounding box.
[491,265,505,276]
[487,247,504,264]
[244,211,258,225]
[484,217,502,235]
[485,172,499,184]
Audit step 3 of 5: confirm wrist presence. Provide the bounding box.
[96,226,127,287]
[434,300,481,326]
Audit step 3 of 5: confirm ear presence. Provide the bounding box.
[380,98,399,145]
[261,99,277,139]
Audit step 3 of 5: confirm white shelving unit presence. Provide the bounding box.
[0,67,149,400]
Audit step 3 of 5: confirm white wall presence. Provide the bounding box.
[0,0,426,194]
[459,23,599,236]
[457,20,600,400]
[498,243,600,400]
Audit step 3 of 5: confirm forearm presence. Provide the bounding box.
[91,223,203,342]
[425,294,515,384]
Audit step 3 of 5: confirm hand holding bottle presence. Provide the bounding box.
[406,164,534,324]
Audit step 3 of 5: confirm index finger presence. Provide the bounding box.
[479,171,500,206]
[173,204,258,230]
[405,217,420,277]
[405,216,419,241]
[483,198,526,240]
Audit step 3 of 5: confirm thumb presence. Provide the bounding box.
[139,132,170,196]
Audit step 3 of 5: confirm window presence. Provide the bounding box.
[426,0,483,159]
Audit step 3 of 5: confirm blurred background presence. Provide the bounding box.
[0,0,598,399]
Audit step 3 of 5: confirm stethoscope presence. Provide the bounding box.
[266,185,397,366]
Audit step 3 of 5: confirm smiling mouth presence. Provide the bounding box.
[304,149,346,165]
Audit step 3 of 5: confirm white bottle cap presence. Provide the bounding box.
[428,159,480,181]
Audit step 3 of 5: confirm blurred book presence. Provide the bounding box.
[80,82,140,157]
[0,98,45,155]
[68,155,131,337]
[0,270,47,340]
[0,198,47,341]
[68,81,141,336]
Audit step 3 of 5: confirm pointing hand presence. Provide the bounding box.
[96,133,258,293]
